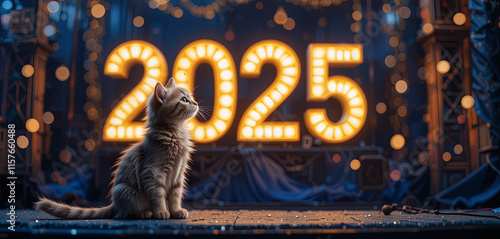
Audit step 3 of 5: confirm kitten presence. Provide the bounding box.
[35,78,198,219]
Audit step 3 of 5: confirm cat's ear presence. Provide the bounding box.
[154,82,167,104]
[166,77,176,88]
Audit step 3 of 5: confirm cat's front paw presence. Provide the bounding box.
[170,209,188,219]
[153,209,170,219]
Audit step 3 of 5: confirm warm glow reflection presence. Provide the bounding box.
[103,40,168,141]
[238,40,300,141]
[305,44,366,143]
[173,40,237,143]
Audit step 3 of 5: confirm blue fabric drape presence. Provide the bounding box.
[187,148,412,204]
[434,0,500,208]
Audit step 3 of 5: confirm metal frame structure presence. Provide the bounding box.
[419,0,479,194]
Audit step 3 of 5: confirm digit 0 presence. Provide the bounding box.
[173,40,237,143]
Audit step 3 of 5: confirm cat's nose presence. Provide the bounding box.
[193,101,198,106]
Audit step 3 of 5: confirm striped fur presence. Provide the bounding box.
[35,78,197,219]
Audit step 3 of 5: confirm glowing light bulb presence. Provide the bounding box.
[273,126,283,138]
[244,62,256,72]
[220,70,233,80]
[218,108,231,120]
[214,120,226,132]
[107,63,119,72]
[242,127,253,137]
[256,103,268,114]
[130,44,141,57]
[140,48,152,60]
[220,95,233,107]
[206,127,217,139]
[194,127,205,139]
[218,59,229,69]
[147,57,159,67]
[313,86,324,96]
[107,127,117,138]
[220,82,233,93]
[284,126,295,137]
[249,111,261,120]
[352,49,361,60]
[196,45,206,57]
[118,48,130,60]
[255,126,264,137]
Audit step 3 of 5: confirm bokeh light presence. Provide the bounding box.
[422,23,434,35]
[55,65,70,81]
[442,152,452,162]
[390,170,401,181]
[350,159,361,170]
[385,55,397,68]
[133,16,144,27]
[26,118,40,133]
[390,134,405,150]
[283,18,295,30]
[436,60,450,74]
[274,7,287,25]
[43,24,57,37]
[453,12,466,25]
[59,149,72,164]
[22,64,34,78]
[398,6,411,19]
[332,154,341,163]
[461,95,474,109]
[454,144,463,155]
[17,135,29,149]
[42,112,54,124]
[395,80,408,93]
[47,1,59,13]
[85,139,96,151]
[91,4,106,18]
[397,105,407,117]
[376,102,387,114]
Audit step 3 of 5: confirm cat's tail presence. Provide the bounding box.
[35,197,115,219]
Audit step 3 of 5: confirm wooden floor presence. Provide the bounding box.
[1,209,499,238]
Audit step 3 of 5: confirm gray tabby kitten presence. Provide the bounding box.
[35,78,198,219]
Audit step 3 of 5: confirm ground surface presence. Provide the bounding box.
[1,209,499,238]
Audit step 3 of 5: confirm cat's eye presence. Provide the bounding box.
[180,97,188,103]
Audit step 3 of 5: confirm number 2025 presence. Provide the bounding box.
[102,40,366,144]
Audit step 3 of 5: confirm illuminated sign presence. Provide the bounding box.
[238,40,300,141]
[103,40,366,143]
[305,44,366,143]
[103,40,168,141]
[173,40,237,143]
